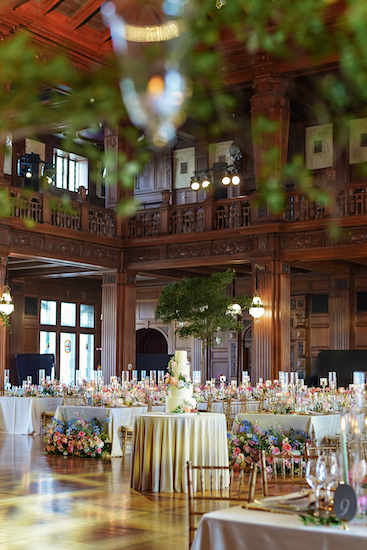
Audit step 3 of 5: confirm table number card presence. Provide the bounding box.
[333,484,357,521]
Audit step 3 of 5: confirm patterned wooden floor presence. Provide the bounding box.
[0,433,188,550]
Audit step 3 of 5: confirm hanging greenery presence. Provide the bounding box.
[0,311,12,332]
[0,0,365,212]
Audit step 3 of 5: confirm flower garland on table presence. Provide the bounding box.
[165,357,193,389]
[44,415,111,458]
[228,419,312,468]
[171,400,198,414]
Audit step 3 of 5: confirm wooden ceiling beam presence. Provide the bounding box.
[348,258,367,267]
[70,0,104,30]
[290,260,351,275]
[40,0,63,17]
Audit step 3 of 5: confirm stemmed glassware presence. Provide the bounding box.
[305,458,326,516]
[317,453,338,509]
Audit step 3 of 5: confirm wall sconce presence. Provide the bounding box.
[41,163,56,186]
[249,264,265,323]
[17,153,44,181]
[190,143,242,191]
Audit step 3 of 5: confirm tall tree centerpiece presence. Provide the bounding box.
[155,270,252,380]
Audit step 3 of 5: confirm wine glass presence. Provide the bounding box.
[306,458,325,516]
[317,453,338,508]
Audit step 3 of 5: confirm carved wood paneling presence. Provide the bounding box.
[331,283,350,350]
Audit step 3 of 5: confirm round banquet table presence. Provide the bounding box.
[130,412,229,493]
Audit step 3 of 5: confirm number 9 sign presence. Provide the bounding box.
[334,485,357,521]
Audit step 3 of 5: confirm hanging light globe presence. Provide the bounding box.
[0,284,14,316]
[249,294,264,321]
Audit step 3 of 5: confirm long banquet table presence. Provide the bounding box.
[235,412,341,444]
[55,405,148,457]
[190,506,367,550]
[130,412,229,493]
[0,396,63,435]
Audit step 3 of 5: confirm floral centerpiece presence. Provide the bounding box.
[171,400,198,414]
[228,419,312,469]
[44,415,111,458]
[165,356,193,389]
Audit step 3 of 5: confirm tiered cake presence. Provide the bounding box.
[165,350,196,413]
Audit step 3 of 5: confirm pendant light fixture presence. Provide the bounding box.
[0,258,14,317]
[249,265,264,322]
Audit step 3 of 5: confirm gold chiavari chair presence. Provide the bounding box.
[240,397,262,413]
[63,393,86,406]
[206,394,214,413]
[259,449,308,497]
[187,460,258,548]
[119,404,144,457]
[305,443,339,459]
[222,398,243,432]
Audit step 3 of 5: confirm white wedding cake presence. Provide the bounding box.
[165,350,197,413]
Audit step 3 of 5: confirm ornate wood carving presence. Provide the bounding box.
[8,228,120,267]
[211,237,252,256]
[11,230,44,251]
[281,230,325,250]
[167,242,211,260]
[44,236,83,256]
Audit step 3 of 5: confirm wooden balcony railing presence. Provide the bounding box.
[5,185,117,238]
[4,182,367,241]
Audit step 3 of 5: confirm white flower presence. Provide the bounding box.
[177,380,185,389]
[96,441,104,449]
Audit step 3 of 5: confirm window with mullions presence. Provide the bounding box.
[54,148,88,192]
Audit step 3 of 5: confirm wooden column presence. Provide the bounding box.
[250,63,290,186]
[116,270,137,375]
[101,271,118,382]
[330,277,350,350]
[101,269,136,381]
[252,260,290,382]
[0,257,6,391]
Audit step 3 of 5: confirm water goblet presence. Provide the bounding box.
[317,453,338,509]
[306,458,325,516]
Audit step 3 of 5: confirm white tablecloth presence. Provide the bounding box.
[0,396,63,434]
[235,413,341,445]
[191,506,367,550]
[55,405,148,457]
[130,412,229,493]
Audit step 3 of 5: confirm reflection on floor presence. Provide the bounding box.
[0,434,188,550]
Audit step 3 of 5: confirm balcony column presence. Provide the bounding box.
[104,124,136,238]
[250,60,290,188]
[101,268,136,381]
[251,259,290,382]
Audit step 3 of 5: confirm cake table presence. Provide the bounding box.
[130,412,229,493]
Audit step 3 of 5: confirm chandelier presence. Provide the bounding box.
[190,144,242,191]
[0,284,14,316]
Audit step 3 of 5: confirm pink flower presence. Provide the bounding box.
[282,441,292,453]
[244,445,251,454]
[233,447,241,456]
[272,447,280,455]
[245,457,252,464]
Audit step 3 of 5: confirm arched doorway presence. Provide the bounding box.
[136,328,168,354]
[136,328,169,373]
